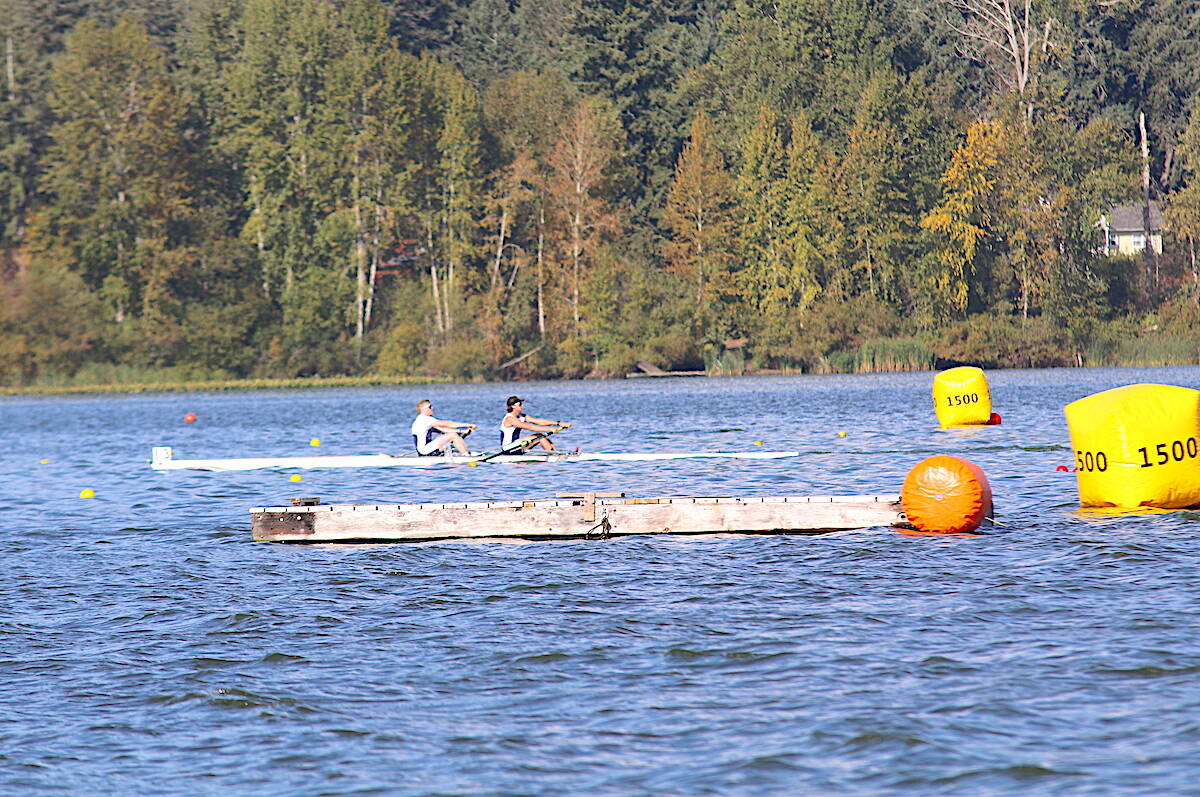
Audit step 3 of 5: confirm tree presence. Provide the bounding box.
[734,106,792,341]
[34,16,195,338]
[543,98,624,338]
[920,118,1001,319]
[227,0,353,363]
[325,0,420,342]
[482,69,578,343]
[1127,0,1200,191]
[565,0,723,213]
[704,0,895,143]
[833,71,914,304]
[938,0,1052,110]
[662,111,735,317]
[1166,98,1200,303]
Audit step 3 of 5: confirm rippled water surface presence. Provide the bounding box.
[4,368,1200,795]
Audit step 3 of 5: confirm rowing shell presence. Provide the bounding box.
[150,446,799,472]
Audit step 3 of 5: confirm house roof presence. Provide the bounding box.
[1106,201,1164,233]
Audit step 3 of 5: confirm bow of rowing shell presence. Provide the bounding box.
[250,493,906,543]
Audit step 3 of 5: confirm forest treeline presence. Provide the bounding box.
[2,0,1200,386]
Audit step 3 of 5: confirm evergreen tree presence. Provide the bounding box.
[706,0,894,143]
[565,0,723,213]
[1166,98,1200,302]
[34,16,196,342]
[833,71,915,305]
[227,0,349,365]
[662,110,736,345]
[734,107,789,337]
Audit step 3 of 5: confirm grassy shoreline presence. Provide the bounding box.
[0,374,452,397]
[3,356,1197,397]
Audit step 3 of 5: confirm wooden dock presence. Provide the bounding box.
[251,492,907,543]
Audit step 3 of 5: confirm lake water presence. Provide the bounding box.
[3,367,1200,794]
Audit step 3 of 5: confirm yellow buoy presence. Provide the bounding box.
[290,474,303,482]
[79,488,95,498]
[39,459,49,464]
[901,456,992,533]
[1064,383,1200,508]
[753,441,763,445]
[310,438,321,447]
[836,431,847,437]
[932,366,993,427]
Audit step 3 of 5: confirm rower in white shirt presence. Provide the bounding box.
[411,399,475,456]
[500,395,569,452]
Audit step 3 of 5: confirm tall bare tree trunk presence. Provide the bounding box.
[536,203,546,340]
[443,180,455,335]
[572,201,582,332]
[491,207,508,294]
[352,172,366,341]
[364,199,382,332]
[427,221,444,335]
[1139,112,1157,287]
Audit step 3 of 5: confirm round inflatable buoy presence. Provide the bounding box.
[310,438,321,447]
[79,488,95,498]
[183,412,197,423]
[901,456,992,533]
[987,412,1002,425]
[1063,383,1200,508]
[932,367,993,427]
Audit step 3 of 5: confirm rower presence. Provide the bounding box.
[411,399,475,456]
[501,396,570,452]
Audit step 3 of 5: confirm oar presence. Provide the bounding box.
[474,427,564,463]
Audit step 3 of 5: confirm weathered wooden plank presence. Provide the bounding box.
[250,494,905,543]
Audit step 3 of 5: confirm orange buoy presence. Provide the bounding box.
[183,413,197,423]
[901,456,992,534]
[987,412,1002,425]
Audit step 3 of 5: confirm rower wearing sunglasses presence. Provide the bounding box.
[411,399,475,456]
[500,396,570,452]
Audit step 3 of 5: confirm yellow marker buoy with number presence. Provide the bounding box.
[79,488,95,498]
[1064,383,1200,508]
[290,474,303,482]
[932,367,993,427]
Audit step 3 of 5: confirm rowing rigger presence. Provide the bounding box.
[150,446,801,472]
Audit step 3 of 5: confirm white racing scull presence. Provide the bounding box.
[150,446,800,471]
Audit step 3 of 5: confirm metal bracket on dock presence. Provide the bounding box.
[556,491,624,522]
[291,496,321,506]
[585,514,612,540]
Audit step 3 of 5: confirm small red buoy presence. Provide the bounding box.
[1055,465,1069,472]
[183,413,197,423]
[987,412,1002,425]
[901,456,993,534]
